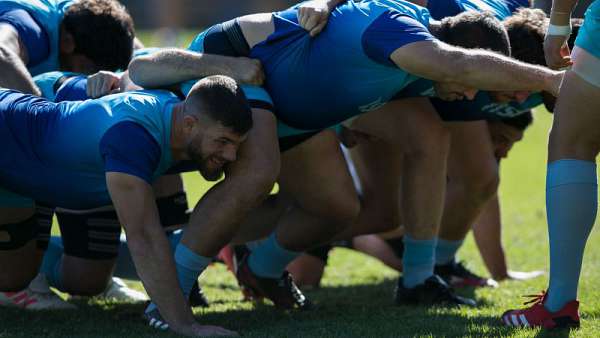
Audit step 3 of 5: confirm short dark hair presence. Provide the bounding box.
[186,76,253,135]
[436,11,511,56]
[504,10,583,67]
[503,8,547,65]
[500,111,533,131]
[62,0,135,71]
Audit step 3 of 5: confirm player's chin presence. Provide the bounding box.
[200,167,225,182]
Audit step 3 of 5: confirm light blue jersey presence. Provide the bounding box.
[575,0,600,60]
[0,0,73,75]
[188,0,434,131]
[249,0,432,130]
[0,89,179,209]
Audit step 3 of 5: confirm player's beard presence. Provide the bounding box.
[186,141,225,182]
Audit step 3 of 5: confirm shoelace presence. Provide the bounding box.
[522,290,547,306]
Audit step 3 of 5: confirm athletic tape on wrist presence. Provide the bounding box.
[547,23,572,37]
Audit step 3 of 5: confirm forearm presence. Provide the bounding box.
[127,227,195,328]
[129,49,242,88]
[118,71,143,92]
[550,0,579,25]
[472,194,508,280]
[0,47,40,95]
[457,50,559,93]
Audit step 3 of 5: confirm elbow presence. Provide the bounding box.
[0,45,18,67]
[127,57,147,86]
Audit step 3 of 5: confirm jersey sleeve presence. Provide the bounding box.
[0,9,50,66]
[54,76,90,102]
[99,121,161,184]
[362,10,436,67]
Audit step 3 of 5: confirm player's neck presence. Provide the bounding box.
[169,103,188,161]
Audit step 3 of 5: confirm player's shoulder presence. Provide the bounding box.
[121,89,181,102]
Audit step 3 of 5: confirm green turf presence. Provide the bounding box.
[2,111,599,336]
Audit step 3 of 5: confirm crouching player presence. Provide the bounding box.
[129,0,564,311]
[0,76,252,337]
[0,0,137,310]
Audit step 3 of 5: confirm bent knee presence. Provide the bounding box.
[549,128,600,160]
[460,171,500,201]
[405,126,451,160]
[0,271,36,292]
[65,281,109,296]
[311,195,361,233]
[63,274,111,296]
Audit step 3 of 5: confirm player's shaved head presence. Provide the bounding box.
[435,11,511,56]
[184,75,253,135]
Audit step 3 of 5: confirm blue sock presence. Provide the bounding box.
[435,238,463,265]
[146,242,211,314]
[403,235,437,288]
[545,160,597,312]
[247,232,301,278]
[173,243,211,297]
[40,236,64,291]
[115,230,183,280]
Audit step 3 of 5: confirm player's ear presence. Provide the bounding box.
[183,115,199,132]
[59,26,76,54]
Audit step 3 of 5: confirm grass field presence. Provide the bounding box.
[1,104,599,337]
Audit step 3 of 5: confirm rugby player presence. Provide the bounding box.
[0,35,267,310]
[0,0,137,309]
[0,0,134,95]
[431,9,581,288]
[502,0,600,328]
[129,0,563,312]
[0,76,254,336]
[286,112,537,289]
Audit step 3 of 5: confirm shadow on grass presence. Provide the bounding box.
[0,279,582,337]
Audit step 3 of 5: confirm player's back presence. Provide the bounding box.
[250,0,431,130]
[0,89,179,209]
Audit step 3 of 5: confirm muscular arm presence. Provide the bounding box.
[106,172,196,333]
[128,48,264,88]
[0,23,40,95]
[550,0,579,25]
[544,0,579,68]
[391,40,563,96]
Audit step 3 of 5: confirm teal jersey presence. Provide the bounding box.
[0,0,73,75]
[0,89,179,209]
[242,0,434,130]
